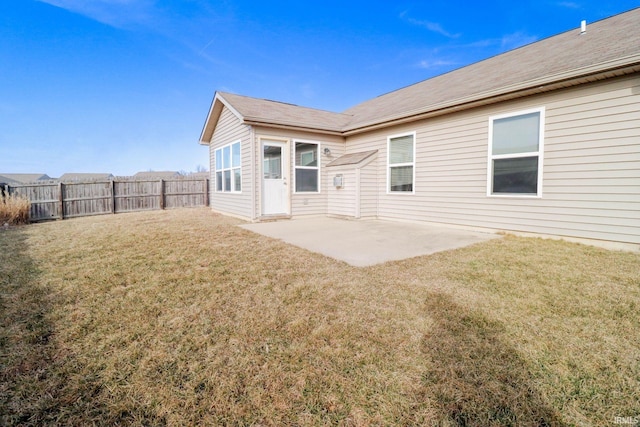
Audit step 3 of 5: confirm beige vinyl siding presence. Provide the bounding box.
[210,107,252,219]
[327,167,357,217]
[344,74,640,244]
[295,136,344,216]
[539,74,640,243]
[253,127,345,217]
[358,159,379,218]
[346,115,488,222]
[327,155,378,218]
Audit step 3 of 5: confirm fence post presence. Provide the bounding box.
[58,181,65,220]
[111,179,116,214]
[204,178,209,207]
[159,179,165,210]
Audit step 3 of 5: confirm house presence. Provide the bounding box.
[0,173,51,185]
[187,172,210,179]
[199,8,640,247]
[59,173,114,182]
[133,171,182,180]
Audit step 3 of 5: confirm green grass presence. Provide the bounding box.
[1,208,638,426]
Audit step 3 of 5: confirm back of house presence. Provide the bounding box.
[199,8,640,248]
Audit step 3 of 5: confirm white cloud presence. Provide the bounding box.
[198,38,217,56]
[453,32,538,53]
[400,11,461,39]
[500,32,538,50]
[557,1,581,9]
[36,0,156,29]
[416,59,457,69]
[36,0,232,71]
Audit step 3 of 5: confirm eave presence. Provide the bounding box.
[198,93,244,145]
[243,118,345,136]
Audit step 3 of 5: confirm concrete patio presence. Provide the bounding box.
[240,217,500,267]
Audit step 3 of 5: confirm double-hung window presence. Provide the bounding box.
[388,132,415,193]
[215,141,241,192]
[295,141,319,192]
[488,108,544,196]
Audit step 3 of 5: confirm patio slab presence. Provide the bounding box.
[240,217,500,267]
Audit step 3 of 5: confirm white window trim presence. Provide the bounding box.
[293,139,321,194]
[387,131,416,194]
[487,107,545,198]
[215,140,242,193]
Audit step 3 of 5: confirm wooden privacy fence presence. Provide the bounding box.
[3,178,209,221]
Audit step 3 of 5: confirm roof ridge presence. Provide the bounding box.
[341,7,640,131]
[344,6,640,116]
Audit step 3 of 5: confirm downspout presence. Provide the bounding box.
[249,125,256,220]
[355,168,361,219]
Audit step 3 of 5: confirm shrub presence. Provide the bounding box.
[0,194,31,225]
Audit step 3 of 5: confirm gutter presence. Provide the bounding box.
[242,119,346,136]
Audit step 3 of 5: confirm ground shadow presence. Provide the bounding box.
[0,227,166,426]
[420,292,565,427]
[0,227,58,425]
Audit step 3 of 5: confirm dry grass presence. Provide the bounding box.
[0,194,30,225]
[0,208,638,426]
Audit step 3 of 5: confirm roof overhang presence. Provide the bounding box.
[243,119,344,136]
[343,54,640,136]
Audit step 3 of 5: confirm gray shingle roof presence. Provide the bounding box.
[134,171,181,179]
[59,173,114,182]
[343,8,640,131]
[218,92,352,133]
[0,173,51,184]
[204,8,640,139]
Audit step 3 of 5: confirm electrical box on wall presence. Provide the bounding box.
[333,174,343,188]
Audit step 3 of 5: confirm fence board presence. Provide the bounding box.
[4,178,209,221]
[164,179,208,209]
[114,180,161,213]
[9,182,61,221]
[63,181,113,218]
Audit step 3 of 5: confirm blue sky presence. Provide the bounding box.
[1,1,637,177]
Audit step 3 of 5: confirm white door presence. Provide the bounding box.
[262,141,289,215]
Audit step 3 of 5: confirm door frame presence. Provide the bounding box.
[259,137,290,217]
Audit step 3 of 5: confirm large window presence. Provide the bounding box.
[215,141,241,192]
[295,141,319,192]
[488,108,544,196]
[387,132,415,193]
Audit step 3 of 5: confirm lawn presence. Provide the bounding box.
[1,208,638,426]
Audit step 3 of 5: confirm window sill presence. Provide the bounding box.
[487,193,541,198]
